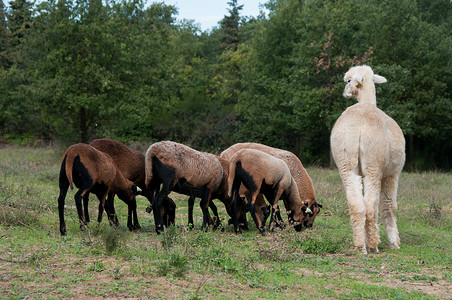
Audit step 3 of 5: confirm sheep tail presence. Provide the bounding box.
[227,161,239,198]
[144,152,153,189]
[63,153,76,190]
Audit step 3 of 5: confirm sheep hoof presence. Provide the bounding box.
[187,223,194,230]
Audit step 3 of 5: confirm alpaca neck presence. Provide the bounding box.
[356,84,377,105]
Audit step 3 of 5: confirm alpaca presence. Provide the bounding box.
[330,65,405,254]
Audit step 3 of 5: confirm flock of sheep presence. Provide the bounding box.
[57,65,406,255]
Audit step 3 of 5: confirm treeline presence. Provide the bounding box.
[0,0,451,170]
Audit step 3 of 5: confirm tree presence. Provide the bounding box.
[220,0,243,51]
[0,0,8,67]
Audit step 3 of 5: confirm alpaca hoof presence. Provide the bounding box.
[369,247,379,253]
[357,247,368,255]
[389,243,400,250]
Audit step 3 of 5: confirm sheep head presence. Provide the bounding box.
[343,65,387,103]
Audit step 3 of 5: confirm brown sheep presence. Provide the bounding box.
[227,149,311,234]
[88,139,176,229]
[221,142,321,228]
[57,143,141,235]
[145,141,225,233]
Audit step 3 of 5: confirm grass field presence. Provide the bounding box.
[0,145,451,299]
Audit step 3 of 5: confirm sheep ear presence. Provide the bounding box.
[373,74,387,84]
[317,202,323,208]
[132,185,142,194]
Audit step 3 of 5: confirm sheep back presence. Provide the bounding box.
[63,143,118,190]
[228,148,292,194]
[89,138,146,188]
[221,142,315,202]
[145,141,223,191]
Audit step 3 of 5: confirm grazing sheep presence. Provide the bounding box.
[181,155,251,230]
[330,65,405,254]
[88,139,176,229]
[227,149,311,234]
[57,143,141,235]
[145,141,225,233]
[221,142,321,227]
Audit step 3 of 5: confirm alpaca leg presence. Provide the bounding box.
[342,171,367,254]
[363,177,381,253]
[380,174,401,249]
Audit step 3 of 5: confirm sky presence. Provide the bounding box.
[162,0,268,31]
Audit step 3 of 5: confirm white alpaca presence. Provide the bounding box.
[330,65,405,254]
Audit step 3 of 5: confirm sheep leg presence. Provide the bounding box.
[341,170,367,254]
[153,180,174,234]
[103,192,119,227]
[83,193,90,223]
[199,189,213,230]
[127,198,141,230]
[231,186,242,234]
[74,189,89,230]
[187,191,196,229]
[380,174,401,250]
[248,191,265,234]
[268,189,283,232]
[57,169,70,236]
[208,200,222,230]
[153,191,166,234]
[363,176,381,253]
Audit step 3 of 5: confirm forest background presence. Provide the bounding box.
[0,0,451,170]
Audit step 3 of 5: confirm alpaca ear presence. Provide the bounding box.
[373,74,387,84]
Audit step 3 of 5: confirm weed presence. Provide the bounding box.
[88,260,106,272]
[93,224,130,254]
[169,251,189,277]
[156,250,189,278]
[160,224,180,250]
[294,233,349,255]
[0,199,40,227]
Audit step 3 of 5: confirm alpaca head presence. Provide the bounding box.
[343,65,387,102]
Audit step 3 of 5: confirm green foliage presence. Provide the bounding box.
[0,0,450,169]
[156,250,189,278]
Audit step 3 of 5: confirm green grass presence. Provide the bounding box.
[0,146,451,299]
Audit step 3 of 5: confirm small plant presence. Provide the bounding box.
[295,233,349,255]
[169,251,189,278]
[156,250,189,278]
[88,260,105,272]
[160,225,180,250]
[100,225,129,254]
[0,201,40,227]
